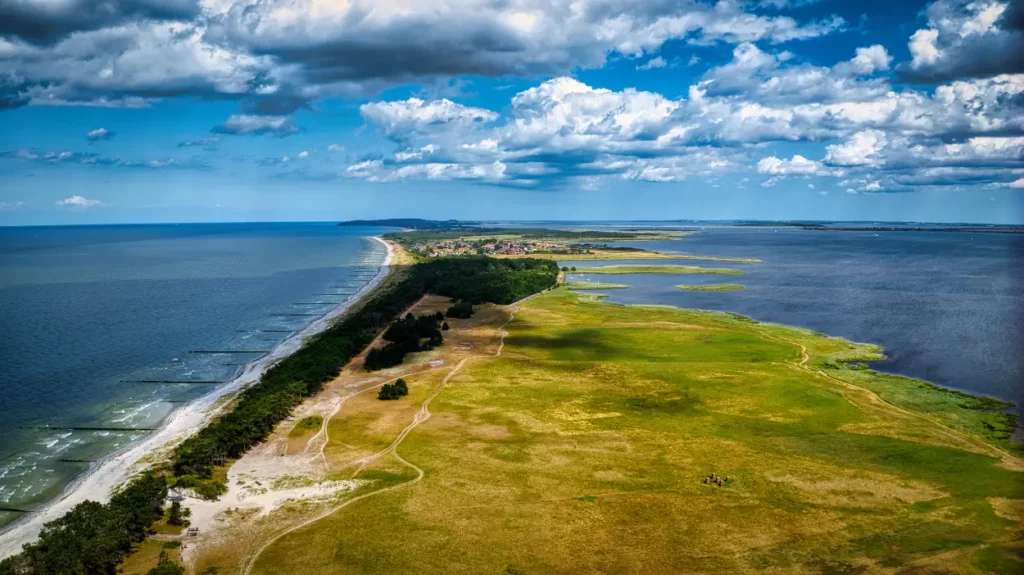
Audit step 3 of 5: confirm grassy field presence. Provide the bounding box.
[248,288,1023,575]
[565,282,629,290]
[677,283,746,291]
[576,264,744,275]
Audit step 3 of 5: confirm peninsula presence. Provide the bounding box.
[2,231,1020,575]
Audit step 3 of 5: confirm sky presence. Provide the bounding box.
[1,0,1022,225]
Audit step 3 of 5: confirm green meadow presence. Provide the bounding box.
[251,288,1023,575]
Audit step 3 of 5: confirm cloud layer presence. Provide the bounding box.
[1,0,1021,198]
[0,0,848,112]
[348,38,1023,192]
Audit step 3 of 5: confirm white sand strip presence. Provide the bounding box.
[0,237,394,558]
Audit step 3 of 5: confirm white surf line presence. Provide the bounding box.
[0,237,395,559]
[243,304,521,575]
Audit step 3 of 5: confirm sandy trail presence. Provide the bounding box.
[242,302,520,575]
[0,238,394,559]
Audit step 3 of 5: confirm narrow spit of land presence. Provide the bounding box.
[676,283,746,291]
[576,264,745,275]
[194,285,1022,575]
[564,282,629,290]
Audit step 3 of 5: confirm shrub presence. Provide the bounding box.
[378,379,409,401]
[446,301,474,319]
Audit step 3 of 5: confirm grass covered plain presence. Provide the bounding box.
[575,264,744,275]
[248,288,1023,575]
[677,283,746,291]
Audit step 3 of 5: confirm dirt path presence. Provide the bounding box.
[242,305,518,575]
[757,329,1013,461]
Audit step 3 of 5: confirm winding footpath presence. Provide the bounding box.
[242,305,519,575]
[756,329,1014,462]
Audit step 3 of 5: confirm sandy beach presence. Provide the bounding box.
[0,237,394,559]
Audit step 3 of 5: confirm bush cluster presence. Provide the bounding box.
[365,312,444,371]
[446,301,473,319]
[378,378,409,400]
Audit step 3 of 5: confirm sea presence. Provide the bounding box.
[0,223,390,529]
[562,227,1024,420]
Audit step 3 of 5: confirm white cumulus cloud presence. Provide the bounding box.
[56,195,104,207]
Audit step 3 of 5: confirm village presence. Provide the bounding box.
[410,238,598,258]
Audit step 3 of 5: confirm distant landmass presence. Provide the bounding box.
[338,219,480,230]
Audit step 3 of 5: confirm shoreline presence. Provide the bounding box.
[0,236,395,559]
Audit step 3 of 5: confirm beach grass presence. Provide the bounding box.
[676,283,745,291]
[119,539,182,574]
[248,287,1022,575]
[565,282,629,290]
[576,264,744,275]
[289,416,323,436]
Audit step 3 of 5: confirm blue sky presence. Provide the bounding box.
[1,0,1022,225]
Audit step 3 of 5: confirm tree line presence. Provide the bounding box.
[445,301,473,318]
[364,312,444,370]
[0,473,168,575]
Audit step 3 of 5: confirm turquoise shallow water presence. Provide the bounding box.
[0,223,390,527]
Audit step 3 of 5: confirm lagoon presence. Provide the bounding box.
[564,227,1024,415]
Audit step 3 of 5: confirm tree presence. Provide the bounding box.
[446,301,473,319]
[442,322,449,331]
[167,501,185,526]
[561,266,569,272]
[570,266,577,272]
[146,551,185,575]
[378,379,409,400]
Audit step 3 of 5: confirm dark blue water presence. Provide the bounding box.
[564,228,1024,410]
[0,223,389,526]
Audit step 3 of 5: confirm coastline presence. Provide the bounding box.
[0,236,395,559]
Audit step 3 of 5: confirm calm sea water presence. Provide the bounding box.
[564,228,1024,411]
[0,223,389,527]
